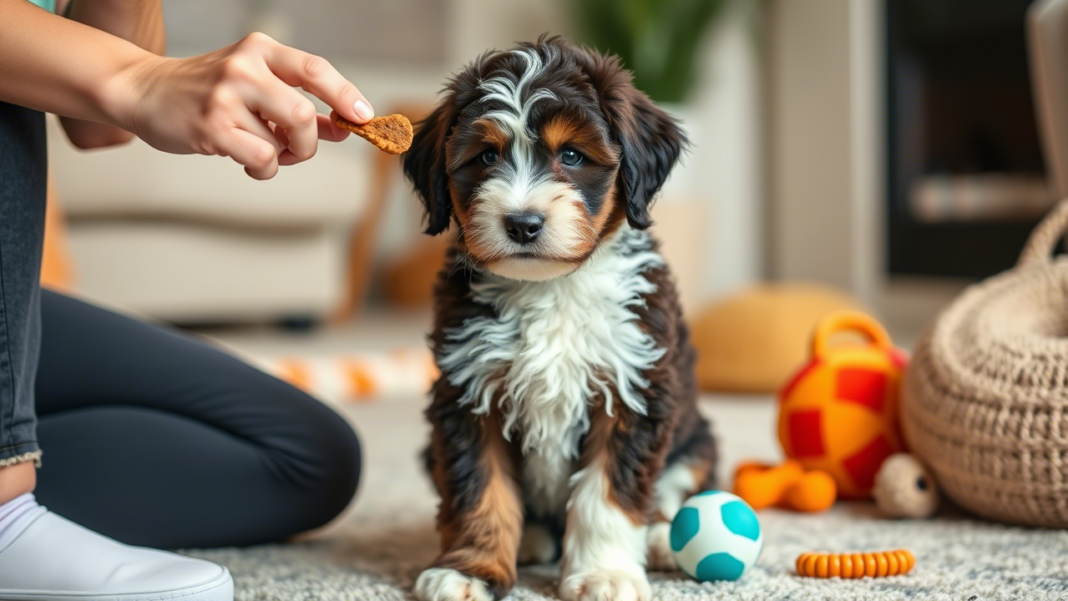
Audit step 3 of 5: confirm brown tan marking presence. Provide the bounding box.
[575,397,655,526]
[540,115,621,165]
[445,119,510,173]
[447,181,504,268]
[432,412,523,593]
[541,115,579,154]
[689,460,716,493]
[537,180,621,261]
[590,181,621,237]
[475,118,510,152]
[448,181,471,225]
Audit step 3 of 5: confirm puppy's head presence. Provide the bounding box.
[403,36,686,281]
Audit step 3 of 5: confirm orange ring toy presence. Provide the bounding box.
[795,550,915,578]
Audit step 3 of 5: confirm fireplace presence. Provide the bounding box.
[885,0,1049,278]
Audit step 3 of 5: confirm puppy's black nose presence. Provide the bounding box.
[504,212,545,245]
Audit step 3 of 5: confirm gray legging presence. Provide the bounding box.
[33,291,362,549]
[0,100,360,549]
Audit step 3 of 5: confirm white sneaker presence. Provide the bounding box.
[0,508,232,601]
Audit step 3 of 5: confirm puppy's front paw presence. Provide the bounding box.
[560,568,651,601]
[645,522,678,571]
[414,568,492,601]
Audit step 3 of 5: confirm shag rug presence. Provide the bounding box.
[183,396,1068,601]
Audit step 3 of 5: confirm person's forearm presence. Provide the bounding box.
[56,0,166,148]
[66,0,166,55]
[0,0,155,128]
[1,1,372,178]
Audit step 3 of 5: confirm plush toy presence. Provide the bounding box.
[778,311,909,499]
[872,453,940,518]
[732,460,837,512]
[670,491,763,582]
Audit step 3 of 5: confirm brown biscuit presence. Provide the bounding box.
[333,113,413,154]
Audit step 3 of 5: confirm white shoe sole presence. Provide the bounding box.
[0,567,233,601]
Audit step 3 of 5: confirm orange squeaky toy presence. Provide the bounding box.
[732,460,836,512]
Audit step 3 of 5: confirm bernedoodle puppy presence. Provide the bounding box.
[402,36,717,601]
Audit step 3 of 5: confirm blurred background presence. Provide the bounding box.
[42,0,1060,399]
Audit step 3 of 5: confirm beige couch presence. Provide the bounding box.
[46,116,368,324]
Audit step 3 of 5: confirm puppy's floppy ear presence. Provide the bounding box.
[585,53,687,229]
[403,101,458,235]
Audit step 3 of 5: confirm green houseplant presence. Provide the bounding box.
[572,0,732,103]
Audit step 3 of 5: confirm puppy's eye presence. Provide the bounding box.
[560,148,584,167]
[479,149,499,166]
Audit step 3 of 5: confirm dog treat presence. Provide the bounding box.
[333,113,413,154]
[795,550,915,579]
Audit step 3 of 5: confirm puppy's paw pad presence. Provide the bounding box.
[518,522,557,565]
[646,522,678,571]
[560,569,651,601]
[414,568,492,601]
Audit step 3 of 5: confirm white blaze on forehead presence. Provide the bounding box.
[478,48,558,202]
[478,47,557,144]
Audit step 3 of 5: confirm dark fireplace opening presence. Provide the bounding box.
[886,0,1048,279]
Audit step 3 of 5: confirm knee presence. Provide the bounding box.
[297,398,362,529]
[250,376,362,533]
[320,406,362,520]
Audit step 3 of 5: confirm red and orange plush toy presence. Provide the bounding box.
[778,312,909,499]
[733,311,911,512]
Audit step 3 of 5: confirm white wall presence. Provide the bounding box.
[686,4,765,299]
[766,0,853,290]
[764,0,883,306]
[447,0,570,61]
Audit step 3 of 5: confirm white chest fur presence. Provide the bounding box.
[437,229,666,516]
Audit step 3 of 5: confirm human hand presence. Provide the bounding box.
[109,32,372,179]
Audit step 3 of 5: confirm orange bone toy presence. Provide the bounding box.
[732,460,837,512]
[795,550,915,578]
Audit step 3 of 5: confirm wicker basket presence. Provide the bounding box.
[903,199,1068,528]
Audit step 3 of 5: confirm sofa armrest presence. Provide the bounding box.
[47,116,372,228]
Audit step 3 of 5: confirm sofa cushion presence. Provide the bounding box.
[47,117,370,228]
[67,220,346,322]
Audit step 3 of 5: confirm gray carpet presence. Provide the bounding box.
[185,504,1068,601]
[182,396,1068,600]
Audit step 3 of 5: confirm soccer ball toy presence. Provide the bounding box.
[778,311,908,499]
[670,491,763,582]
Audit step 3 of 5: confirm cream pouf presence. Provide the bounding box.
[903,199,1068,528]
[692,284,863,393]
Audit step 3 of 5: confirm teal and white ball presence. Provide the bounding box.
[670,491,763,582]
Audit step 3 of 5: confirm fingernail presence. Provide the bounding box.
[354,100,374,121]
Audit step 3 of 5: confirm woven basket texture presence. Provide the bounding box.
[904,199,1068,528]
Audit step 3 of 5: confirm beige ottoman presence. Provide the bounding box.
[692,284,864,393]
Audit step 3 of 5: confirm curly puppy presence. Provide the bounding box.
[403,36,717,601]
